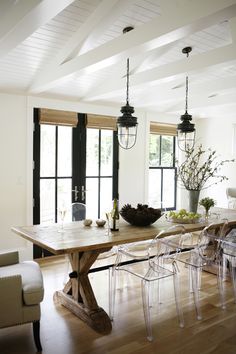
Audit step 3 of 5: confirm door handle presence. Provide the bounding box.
[72,186,79,201]
[81,185,86,201]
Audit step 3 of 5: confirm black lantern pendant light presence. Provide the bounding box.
[117,27,138,150]
[177,46,195,152]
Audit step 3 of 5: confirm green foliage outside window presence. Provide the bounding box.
[149,134,174,167]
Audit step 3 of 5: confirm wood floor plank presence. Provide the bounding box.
[0,256,236,354]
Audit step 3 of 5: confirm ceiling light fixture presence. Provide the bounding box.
[117,26,138,150]
[177,46,195,152]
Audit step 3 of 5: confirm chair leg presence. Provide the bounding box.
[141,279,153,342]
[191,266,202,320]
[33,320,42,352]
[229,259,236,304]
[218,256,226,309]
[172,272,184,328]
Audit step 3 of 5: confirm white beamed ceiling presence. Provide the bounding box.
[0,0,236,119]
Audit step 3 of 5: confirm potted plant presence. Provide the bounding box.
[177,145,234,212]
[199,197,215,219]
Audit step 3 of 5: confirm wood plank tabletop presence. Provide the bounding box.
[11,208,236,255]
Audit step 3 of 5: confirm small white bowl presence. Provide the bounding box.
[96,219,106,227]
[83,219,92,226]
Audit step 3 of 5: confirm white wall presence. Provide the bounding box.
[0,93,32,260]
[118,110,148,206]
[194,116,236,208]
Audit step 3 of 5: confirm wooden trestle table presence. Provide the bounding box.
[11,208,236,335]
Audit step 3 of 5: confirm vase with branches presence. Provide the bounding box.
[177,144,234,212]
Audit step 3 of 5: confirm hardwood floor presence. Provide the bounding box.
[0,256,236,354]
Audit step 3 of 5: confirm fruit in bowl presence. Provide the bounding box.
[167,209,201,224]
[120,203,162,226]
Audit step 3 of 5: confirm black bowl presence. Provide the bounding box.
[120,204,162,226]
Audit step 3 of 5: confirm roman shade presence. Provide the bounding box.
[39,108,78,127]
[86,114,117,130]
[150,122,177,136]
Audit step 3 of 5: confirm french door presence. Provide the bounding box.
[33,109,118,258]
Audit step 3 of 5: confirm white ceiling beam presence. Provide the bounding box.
[86,43,236,100]
[30,0,139,91]
[76,0,139,57]
[168,92,236,113]
[137,76,236,108]
[32,0,136,77]
[229,15,236,41]
[0,0,40,39]
[29,0,236,94]
[0,0,75,59]
[47,0,125,66]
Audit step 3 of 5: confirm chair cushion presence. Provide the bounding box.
[0,251,19,266]
[0,261,44,305]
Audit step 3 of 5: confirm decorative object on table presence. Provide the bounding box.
[167,209,201,224]
[96,219,106,227]
[117,26,138,150]
[177,144,234,213]
[177,46,195,152]
[110,198,119,231]
[83,219,92,226]
[120,203,162,226]
[58,202,67,228]
[199,197,215,220]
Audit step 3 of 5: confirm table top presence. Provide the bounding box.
[11,208,236,255]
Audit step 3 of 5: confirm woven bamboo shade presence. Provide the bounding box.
[150,122,177,136]
[86,114,117,130]
[39,108,78,127]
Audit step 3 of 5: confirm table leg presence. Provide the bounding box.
[53,248,112,334]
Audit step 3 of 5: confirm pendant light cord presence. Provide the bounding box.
[185,49,190,113]
[126,58,129,104]
[185,75,188,113]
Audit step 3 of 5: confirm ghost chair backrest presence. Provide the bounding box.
[72,203,86,221]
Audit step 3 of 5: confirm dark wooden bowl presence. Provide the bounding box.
[120,204,162,226]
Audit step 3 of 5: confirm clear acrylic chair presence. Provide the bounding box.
[220,227,236,309]
[110,225,186,341]
[72,202,86,221]
[166,222,229,320]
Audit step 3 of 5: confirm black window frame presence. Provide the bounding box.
[33,108,119,258]
[149,134,177,210]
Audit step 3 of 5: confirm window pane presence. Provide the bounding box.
[149,135,160,167]
[161,136,174,167]
[57,179,72,222]
[58,126,72,177]
[85,178,98,219]
[40,125,55,177]
[148,169,161,208]
[101,130,113,176]
[86,129,99,176]
[162,169,176,209]
[40,179,55,224]
[100,178,112,219]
